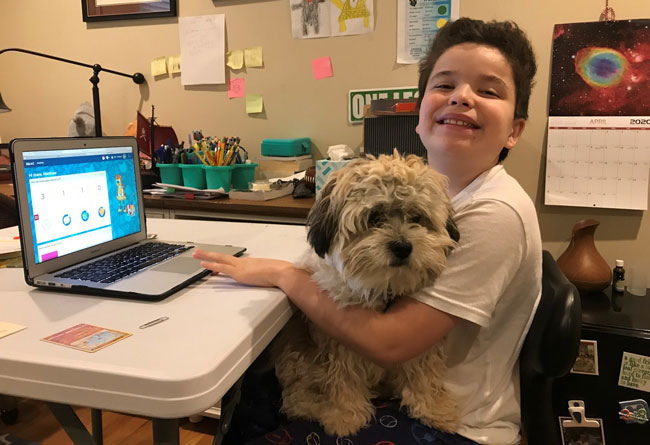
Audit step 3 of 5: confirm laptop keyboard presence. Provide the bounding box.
[54,242,192,284]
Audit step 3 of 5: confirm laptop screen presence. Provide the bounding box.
[22,145,141,264]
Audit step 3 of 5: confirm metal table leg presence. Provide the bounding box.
[47,402,97,444]
[152,417,180,445]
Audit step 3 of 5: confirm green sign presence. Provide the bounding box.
[348,87,419,124]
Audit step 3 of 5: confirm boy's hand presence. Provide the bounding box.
[192,248,293,288]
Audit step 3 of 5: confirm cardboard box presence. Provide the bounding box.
[315,159,353,195]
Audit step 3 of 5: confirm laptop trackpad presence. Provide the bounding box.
[153,257,202,274]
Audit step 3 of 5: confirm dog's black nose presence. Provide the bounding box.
[388,239,412,260]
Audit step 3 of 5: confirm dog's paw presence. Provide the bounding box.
[319,409,372,437]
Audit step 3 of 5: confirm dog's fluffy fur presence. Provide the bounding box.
[275,152,460,436]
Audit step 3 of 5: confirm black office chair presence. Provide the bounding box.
[519,250,582,445]
[0,191,18,230]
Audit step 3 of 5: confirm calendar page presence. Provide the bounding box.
[545,116,650,210]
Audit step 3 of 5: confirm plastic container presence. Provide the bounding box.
[179,164,207,189]
[157,164,183,187]
[261,138,311,157]
[204,165,234,192]
[231,163,258,190]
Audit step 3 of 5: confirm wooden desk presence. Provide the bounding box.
[0,180,13,197]
[144,194,314,225]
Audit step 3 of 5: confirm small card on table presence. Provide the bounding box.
[0,322,26,339]
[42,323,131,353]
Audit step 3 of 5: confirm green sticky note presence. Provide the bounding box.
[244,47,263,68]
[246,94,264,114]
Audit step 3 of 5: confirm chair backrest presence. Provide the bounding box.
[519,250,582,445]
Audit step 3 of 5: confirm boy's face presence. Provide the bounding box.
[416,43,525,174]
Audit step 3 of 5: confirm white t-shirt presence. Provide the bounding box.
[413,165,542,445]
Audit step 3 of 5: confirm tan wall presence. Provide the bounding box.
[1,0,649,282]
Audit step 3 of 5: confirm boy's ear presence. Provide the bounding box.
[505,118,526,149]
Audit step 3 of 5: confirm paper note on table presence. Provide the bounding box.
[0,226,20,258]
[226,50,244,69]
[312,56,333,79]
[228,78,245,98]
[0,322,26,340]
[244,46,263,67]
[179,14,225,85]
[150,56,168,77]
[246,94,264,114]
[167,55,181,74]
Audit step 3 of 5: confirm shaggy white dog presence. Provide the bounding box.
[275,152,460,436]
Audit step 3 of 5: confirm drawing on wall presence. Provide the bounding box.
[549,19,650,116]
[289,0,374,39]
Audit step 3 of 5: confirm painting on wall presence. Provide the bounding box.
[82,0,177,22]
[549,19,650,116]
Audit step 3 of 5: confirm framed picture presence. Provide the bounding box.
[82,0,177,22]
[570,339,599,376]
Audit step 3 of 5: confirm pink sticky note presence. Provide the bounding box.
[312,56,333,80]
[228,78,245,98]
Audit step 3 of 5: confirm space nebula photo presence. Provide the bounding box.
[549,19,650,116]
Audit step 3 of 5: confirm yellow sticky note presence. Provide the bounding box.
[168,55,181,74]
[150,56,168,77]
[0,321,26,339]
[246,94,264,114]
[226,50,244,69]
[244,47,263,68]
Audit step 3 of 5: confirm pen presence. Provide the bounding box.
[139,316,169,329]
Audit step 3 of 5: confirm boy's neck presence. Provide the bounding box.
[434,162,499,197]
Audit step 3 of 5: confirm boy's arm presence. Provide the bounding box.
[193,249,459,367]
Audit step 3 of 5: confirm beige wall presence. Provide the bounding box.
[1,0,649,282]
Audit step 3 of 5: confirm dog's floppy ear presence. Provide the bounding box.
[307,179,340,258]
[446,217,460,243]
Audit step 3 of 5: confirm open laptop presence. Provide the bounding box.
[10,136,245,301]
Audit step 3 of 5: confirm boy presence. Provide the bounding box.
[194,18,541,445]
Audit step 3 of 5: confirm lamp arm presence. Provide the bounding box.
[0,47,145,137]
[0,48,145,84]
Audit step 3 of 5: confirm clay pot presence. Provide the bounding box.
[557,219,612,294]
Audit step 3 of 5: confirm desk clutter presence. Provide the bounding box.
[154,131,256,193]
[258,137,314,180]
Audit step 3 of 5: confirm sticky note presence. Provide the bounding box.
[168,55,181,74]
[226,50,244,69]
[228,78,245,98]
[312,56,333,80]
[246,94,264,114]
[244,47,263,68]
[150,56,168,77]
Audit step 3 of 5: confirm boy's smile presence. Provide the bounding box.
[416,43,525,194]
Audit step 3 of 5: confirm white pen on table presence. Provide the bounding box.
[139,316,169,329]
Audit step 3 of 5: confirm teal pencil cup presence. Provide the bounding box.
[204,165,234,192]
[157,164,183,187]
[231,163,258,190]
[179,164,207,189]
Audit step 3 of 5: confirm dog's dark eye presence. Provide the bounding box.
[408,214,422,224]
[368,210,385,227]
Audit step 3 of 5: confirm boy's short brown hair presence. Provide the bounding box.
[417,18,537,161]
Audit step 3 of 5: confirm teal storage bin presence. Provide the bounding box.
[157,164,183,187]
[261,138,311,157]
[204,165,234,192]
[231,163,258,190]
[179,164,207,189]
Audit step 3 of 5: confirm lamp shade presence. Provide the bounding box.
[0,93,11,113]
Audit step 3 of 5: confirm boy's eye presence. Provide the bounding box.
[434,84,453,90]
[480,89,500,97]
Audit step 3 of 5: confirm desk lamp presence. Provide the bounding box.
[0,48,145,136]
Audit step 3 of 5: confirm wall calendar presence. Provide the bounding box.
[545,116,650,210]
